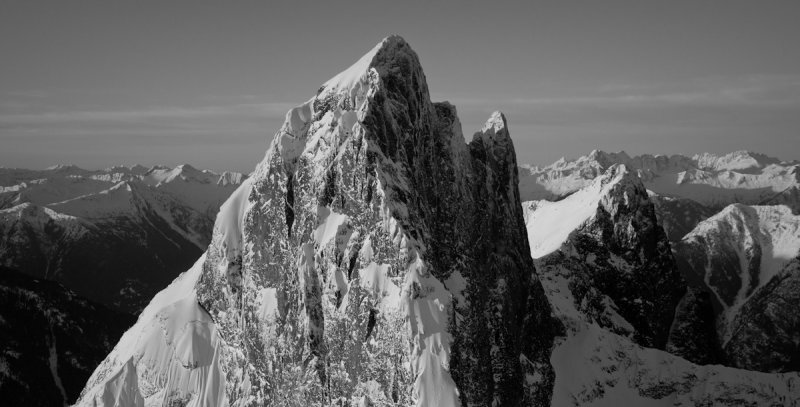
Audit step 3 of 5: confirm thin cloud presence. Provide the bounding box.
[441,74,800,109]
[0,102,295,126]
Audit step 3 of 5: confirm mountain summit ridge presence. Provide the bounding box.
[78,35,561,406]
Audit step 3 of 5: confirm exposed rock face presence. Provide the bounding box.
[675,204,800,372]
[0,267,134,406]
[666,285,723,366]
[0,165,245,312]
[724,259,800,372]
[526,165,685,349]
[78,36,561,406]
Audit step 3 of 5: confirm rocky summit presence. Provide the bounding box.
[76,36,561,406]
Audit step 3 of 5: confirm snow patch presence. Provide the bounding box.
[403,255,460,407]
[257,287,279,322]
[77,254,228,407]
[358,262,400,310]
[216,176,255,260]
[313,205,349,250]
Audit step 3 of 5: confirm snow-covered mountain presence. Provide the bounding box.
[77,36,563,407]
[523,166,800,405]
[674,204,800,372]
[525,164,685,348]
[0,164,245,311]
[519,149,800,245]
[0,266,135,406]
[520,149,800,208]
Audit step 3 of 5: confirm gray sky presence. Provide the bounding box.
[1,0,799,173]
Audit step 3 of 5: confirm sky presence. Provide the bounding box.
[1,0,799,173]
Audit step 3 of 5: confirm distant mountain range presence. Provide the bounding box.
[520,149,799,206]
[520,149,800,244]
[0,163,246,312]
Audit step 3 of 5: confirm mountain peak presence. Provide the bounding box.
[78,36,563,407]
[525,163,647,258]
[480,111,507,134]
[317,35,413,98]
[473,111,510,147]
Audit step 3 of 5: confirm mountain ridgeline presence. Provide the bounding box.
[0,164,245,312]
[77,36,562,406]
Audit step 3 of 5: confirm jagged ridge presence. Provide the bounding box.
[78,36,561,406]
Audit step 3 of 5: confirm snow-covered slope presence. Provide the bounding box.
[525,164,641,259]
[78,36,561,407]
[0,165,245,312]
[524,165,685,349]
[549,321,800,406]
[519,149,800,208]
[675,204,800,372]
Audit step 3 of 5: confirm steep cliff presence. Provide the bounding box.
[77,36,560,406]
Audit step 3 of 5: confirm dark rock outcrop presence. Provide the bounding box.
[533,166,686,350]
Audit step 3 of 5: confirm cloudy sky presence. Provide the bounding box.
[1,1,799,172]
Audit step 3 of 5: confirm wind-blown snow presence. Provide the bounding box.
[403,255,459,407]
[98,359,145,407]
[216,177,254,260]
[358,262,400,310]
[313,205,349,250]
[318,37,387,100]
[78,254,227,407]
